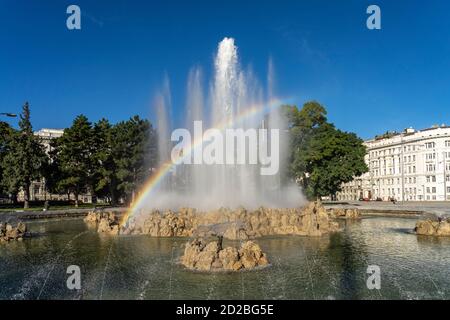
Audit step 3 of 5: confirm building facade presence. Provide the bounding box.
[337,125,450,202]
[17,128,94,203]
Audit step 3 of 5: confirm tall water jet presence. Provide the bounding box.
[185,67,207,197]
[133,37,304,213]
[213,37,239,125]
[154,75,172,191]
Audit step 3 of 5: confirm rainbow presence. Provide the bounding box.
[120,97,289,226]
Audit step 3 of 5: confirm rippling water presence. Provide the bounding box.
[1,215,450,300]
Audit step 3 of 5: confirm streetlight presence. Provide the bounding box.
[0,113,17,118]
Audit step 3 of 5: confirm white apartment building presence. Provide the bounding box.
[337,125,450,202]
[35,128,64,153]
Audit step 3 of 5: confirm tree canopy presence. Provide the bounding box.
[1,103,48,207]
[1,100,366,207]
[284,101,368,199]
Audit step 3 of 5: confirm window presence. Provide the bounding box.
[446,140,450,147]
[447,187,450,193]
[432,187,436,193]
[425,142,435,149]
[426,153,436,160]
[427,164,436,172]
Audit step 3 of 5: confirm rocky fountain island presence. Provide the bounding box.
[85,201,341,272]
[82,37,364,273]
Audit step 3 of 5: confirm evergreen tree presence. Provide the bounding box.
[54,115,95,207]
[1,102,48,208]
[0,122,15,198]
[113,116,157,205]
[92,118,117,204]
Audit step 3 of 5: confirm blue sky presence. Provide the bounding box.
[1,0,450,139]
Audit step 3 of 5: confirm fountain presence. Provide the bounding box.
[130,37,303,214]
[96,38,342,272]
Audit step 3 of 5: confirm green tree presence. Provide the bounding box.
[0,122,15,198]
[92,118,118,204]
[50,115,157,207]
[286,101,367,199]
[113,116,157,205]
[1,102,48,208]
[44,138,66,197]
[54,115,95,207]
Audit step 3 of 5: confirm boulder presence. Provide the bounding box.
[328,208,361,219]
[84,211,99,224]
[84,211,120,235]
[97,217,120,235]
[181,238,269,272]
[239,241,269,269]
[218,247,240,270]
[0,221,29,242]
[181,238,205,268]
[17,222,27,234]
[415,218,450,236]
